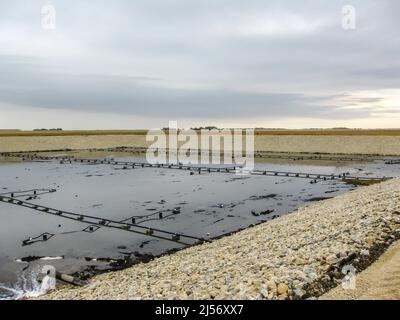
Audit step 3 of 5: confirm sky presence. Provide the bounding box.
[0,0,399,130]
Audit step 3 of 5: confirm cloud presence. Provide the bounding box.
[0,0,399,128]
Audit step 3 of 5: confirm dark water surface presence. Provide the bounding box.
[0,153,399,299]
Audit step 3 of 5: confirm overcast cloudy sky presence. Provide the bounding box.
[0,0,399,129]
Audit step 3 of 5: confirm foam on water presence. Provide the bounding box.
[0,266,48,300]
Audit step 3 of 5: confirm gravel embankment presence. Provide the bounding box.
[321,239,400,300]
[41,178,400,300]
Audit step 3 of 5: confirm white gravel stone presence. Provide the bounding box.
[38,178,400,300]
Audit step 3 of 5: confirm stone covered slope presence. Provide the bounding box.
[42,178,400,300]
[321,239,400,300]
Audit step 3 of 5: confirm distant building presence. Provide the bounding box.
[191,126,220,131]
[33,128,63,131]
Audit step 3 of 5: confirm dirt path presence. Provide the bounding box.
[321,240,400,300]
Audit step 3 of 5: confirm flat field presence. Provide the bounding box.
[2,129,400,137]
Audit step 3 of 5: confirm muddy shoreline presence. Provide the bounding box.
[1,148,398,299]
[25,218,272,283]
[38,178,400,300]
